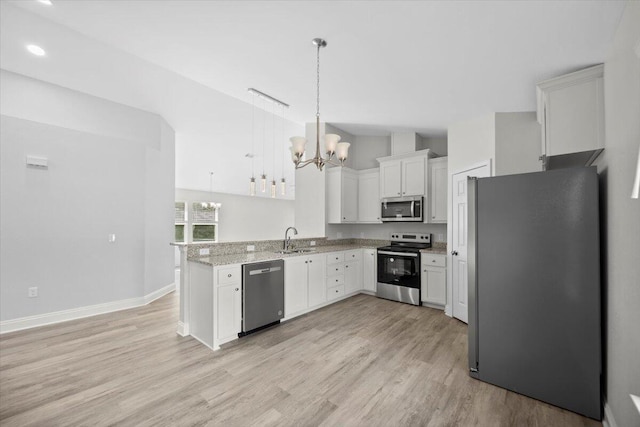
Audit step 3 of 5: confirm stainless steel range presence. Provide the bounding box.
[377,233,431,306]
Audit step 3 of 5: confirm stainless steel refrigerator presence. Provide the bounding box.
[467,166,601,420]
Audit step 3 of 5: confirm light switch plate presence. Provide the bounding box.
[247,245,255,252]
[310,241,316,246]
[199,248,210,256]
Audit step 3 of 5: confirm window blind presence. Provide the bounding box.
[192,202,219,223]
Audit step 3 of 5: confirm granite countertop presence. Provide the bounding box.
[189,243,381,267]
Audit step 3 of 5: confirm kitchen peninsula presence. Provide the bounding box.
[173,237,446,351]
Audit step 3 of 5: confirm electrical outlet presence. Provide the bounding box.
[199,248,210,256]
[28,287,38,298]
[437,234,444,241]
[360,232,365,238]
[246,245,255,252]
[310,241,316,246]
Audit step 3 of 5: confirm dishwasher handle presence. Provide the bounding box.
[249,266,282,276]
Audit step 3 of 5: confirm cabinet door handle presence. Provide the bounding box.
[309,260,313,263]
[235,288,239,291]
[227,274,232,278]
[346,265,349,268]
[432,260,436,263]
[305,261,308,264]
[451,250,458,256]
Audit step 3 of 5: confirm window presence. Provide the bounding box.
[175,201,187,242]
[192,202,220,242]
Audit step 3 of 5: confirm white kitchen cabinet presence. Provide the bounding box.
[327,167,358,224]
[285,254,326,318]
[284,256,309,318]
[307,254,326,308]
[362,249,377,293]
[377,151,434,199]
[421,254,446,308]
[212,263,242,346]
[344,250,362,295]
[379,161,402,198]
[358,169,381,223]
[402,157,426,196]
[216,282,242,344]
[428,157,448,223]
[536,64,604,167]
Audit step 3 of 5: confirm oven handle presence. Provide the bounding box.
[377,251,419,258]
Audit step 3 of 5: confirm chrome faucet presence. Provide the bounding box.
[284,227,298,251]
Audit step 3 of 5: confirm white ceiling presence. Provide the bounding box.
[8,0,626,137]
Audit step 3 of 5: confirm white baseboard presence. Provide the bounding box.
[176,321,188,337]
[602,399,618,427]
[0,283,176,334]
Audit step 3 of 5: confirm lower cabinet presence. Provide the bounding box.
[421,254,446,307]
[344,250,362,295]
[217,282,242,344]
[213,264,242,347]
[362,249,377,293]
[284,254,326,318]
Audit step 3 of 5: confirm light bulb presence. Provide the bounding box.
[290,136,307,155]
[260,174,267,192]
[324,134,341,155]
[271,180,276,198]
[336,142,351,162]
[249,177,256,196]
[280,178,286,195]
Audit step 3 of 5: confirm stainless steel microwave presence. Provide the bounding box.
[381,196,423,222]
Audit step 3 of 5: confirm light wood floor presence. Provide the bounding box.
[0,293,600,426]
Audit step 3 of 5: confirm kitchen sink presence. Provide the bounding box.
[273,248,317,255]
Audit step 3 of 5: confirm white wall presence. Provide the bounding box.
[0,72,174,322]
[175,188,295,243]
[495,112,542,176]
[350,135,391,170]
[595,2,640,426]
[417,136,448,157]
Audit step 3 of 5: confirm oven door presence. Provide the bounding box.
[377,250,420,289]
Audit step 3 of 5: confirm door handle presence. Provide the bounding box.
[451,250,458,256]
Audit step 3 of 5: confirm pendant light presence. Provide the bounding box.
[246,88,290,196]
[289,38,350,170]
[260,96,267,192]
[248,91,257,196]
[270,102,277,198]
[280,104,287,196]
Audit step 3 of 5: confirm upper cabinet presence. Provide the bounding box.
[379,161,402,197]
[327,167,381,224]
[536,64,604,168]
[378,150,434,198]
[327,167,358,224]
[358,169,381,223]
[429,157,447,223]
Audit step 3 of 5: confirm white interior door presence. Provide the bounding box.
[451,163,490,323]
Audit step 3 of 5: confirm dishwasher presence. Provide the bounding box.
[240,259,285,335]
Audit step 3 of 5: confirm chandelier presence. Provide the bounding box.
[290,38,350,171]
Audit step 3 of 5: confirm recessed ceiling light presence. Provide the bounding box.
[26,44,46,57]
[38,0,53,5]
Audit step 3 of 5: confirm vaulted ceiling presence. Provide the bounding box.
[7,0,626,136]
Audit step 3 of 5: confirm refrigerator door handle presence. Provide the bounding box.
[467,177,480,377]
